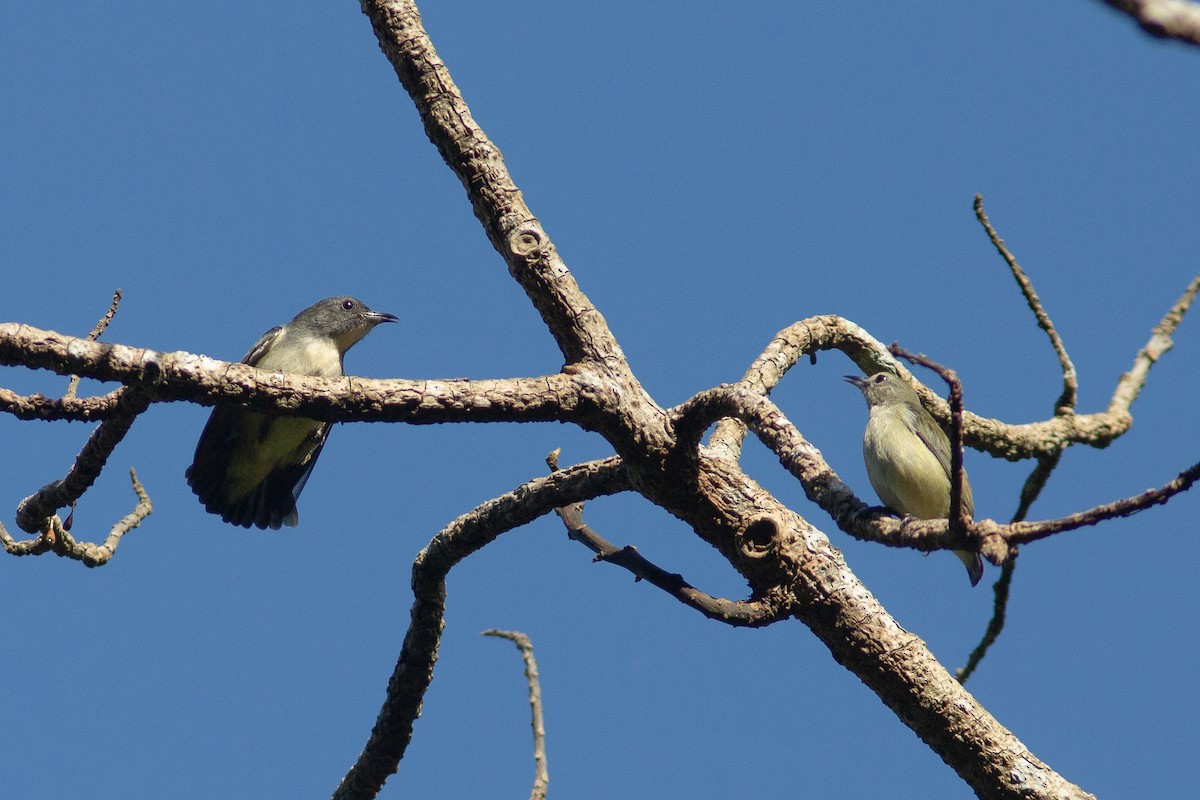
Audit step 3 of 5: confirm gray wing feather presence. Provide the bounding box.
[242,326,283,366]
[905,402,974,516]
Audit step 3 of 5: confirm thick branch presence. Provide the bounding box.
[356,0,673,461]
[1102,0,1200,43]
[0,323,593,425]
[679,457,1096,800]
[358,0,625,372]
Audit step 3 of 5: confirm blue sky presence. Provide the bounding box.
[2,2,1198,798]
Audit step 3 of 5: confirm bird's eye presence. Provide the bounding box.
[342,300,355,310]
[872,374,886,383]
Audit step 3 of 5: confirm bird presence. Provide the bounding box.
[845,371,984,586]
[186,296,397,529]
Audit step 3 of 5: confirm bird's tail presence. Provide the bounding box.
[955,549,984,587]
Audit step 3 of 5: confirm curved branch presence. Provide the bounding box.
[679,385,1198,562]
[704,278,1195,464]
[480,630,549,800]
[974,195,1078,413]
[2,467,152,566]
[15,385,152,533]
[333,457,630,800]
[707,314,872,458]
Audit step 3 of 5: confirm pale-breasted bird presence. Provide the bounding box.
[845,371,984,586]
[186,296,397,529]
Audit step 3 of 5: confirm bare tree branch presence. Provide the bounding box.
[0,323,600,427]
[15,385,152,533]
[356,0,665,460]
[974,195,1078,413]
[1111,272,1200,414]
[1102,0,1200,44]
[965,204,1197,675]
[681,383,1197,563]
[987,460,1200,546]
[957,553,1018,684]
[1,467,151,566]
[0,385,127,421]
[548,450,788,628]
[357,1,625,373]
[481,629,550,800]
[697,301,1186,468]
[333,457,629,800]
[350,5,1112,794]
[0,2,1190,798]
[65,288,122,401]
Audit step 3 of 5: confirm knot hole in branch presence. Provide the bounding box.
[739,514,783,561]
[509,227,544,258]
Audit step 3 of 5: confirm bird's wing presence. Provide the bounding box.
[186,325,284,499]
[243,422,331,528]
[907,404,974,516]
[242,325,284,366]
[185,404,241,509]
[907,405,953,476]
[186,324,296,527]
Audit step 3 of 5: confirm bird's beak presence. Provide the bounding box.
[366,311,399,326]
[843,374,867,391]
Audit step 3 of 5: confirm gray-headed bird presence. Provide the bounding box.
[186,296,396,529]
[845,371,983,586]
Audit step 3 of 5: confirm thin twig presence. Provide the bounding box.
[960,278,1198,676]
[956,553,1017,684]
[971,194,1077,679]
[547,451,787,628]
[1111,272,1200,415]
[974,196,1077,413]
[481,630,549,800]
[889,345,972,535]
[65,288,122,401]
[997,460,1200,544]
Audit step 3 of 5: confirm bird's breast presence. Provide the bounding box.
[863,406,951,519]
[257,334,344,378]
